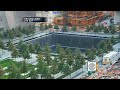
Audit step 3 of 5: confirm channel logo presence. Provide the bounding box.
[88,62,97,71]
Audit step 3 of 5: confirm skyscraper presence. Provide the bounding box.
[0,11,36,31]
[114,11,120,25]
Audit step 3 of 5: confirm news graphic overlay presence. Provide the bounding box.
[88,62,96,71]
[52,11,60,15]
[23,17,47,22]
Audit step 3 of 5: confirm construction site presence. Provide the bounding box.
[53,11,114,30]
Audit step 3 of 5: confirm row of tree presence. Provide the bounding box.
[39,24,53,31]
[39,24,78,32]
[86,24,116,34]
[0,24,118,42]
[0,25,35,40]
[49,24,117,33]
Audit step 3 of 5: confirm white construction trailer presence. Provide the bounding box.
[102,51,120,65]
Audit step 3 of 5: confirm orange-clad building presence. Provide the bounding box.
[53,11,106,27]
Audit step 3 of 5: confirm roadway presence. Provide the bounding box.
[63,56,100,79]
[71,56,118,79]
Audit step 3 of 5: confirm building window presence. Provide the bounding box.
[0,17,2,21]
[0,28,4,31]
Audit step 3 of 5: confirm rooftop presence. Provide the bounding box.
[104,51,118,58]
[113,43,120,49]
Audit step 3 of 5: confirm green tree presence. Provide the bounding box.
[20,60,28,73]
[62,64,71,76]
[17,40,23,49]
[29,44,35,54]
[36,53,45,79]
[93,26,99,32]
[62,25,67,32]
[73,50,82,70]
[109,25,116,34]
[48,24,53,29]
[58,61,64,71]
[54,24,59,31]
[25,28,31,36]
[22,48,30,60]
[50,57,59,74]
[44,24,48,30]
[11,28,16,35]
[118,25,120,31]
[110,28,116,34]
[73,57,82,71]
[87,49,96,61]
[80,56,86,72]
[103,27,109,33]
[44,44,52,65]
[28,25,35,34]
[90,24,96,31]
[58,48,66,62]
[67,52,74,66]
[7,40,12,47]
[86,25,90,32]
[103,43,108,53]
[42,65,52,79]
[118,33,120,43]
[92,48,97,55]
[111,36,116,45]
[85,49,90,58]
[18,26,22,31]
[15,69,22,79]
[97,49,103,57]
[34,43,42,54]
[0,39,4,55]
[21,27,26,34]
[11,47,19,60]
[3,31,8,39]
[8,62,17,79]
[56,44,61,54]
[101,24,104,32]
[97,40,105,49]
[65,48,73,66]
[29,68,38,79]
[71,26,77,31]
[34,43,39,50]
[8,42,15,51]
[8,30,14,40]
[0,33,3,39]
[40,24,44,31]
[97,25,102,32]
[0,65,4,79]
[15,30,22,37]
[65,47,71,55]
[19,43,26,54]
[107,41,113,51]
